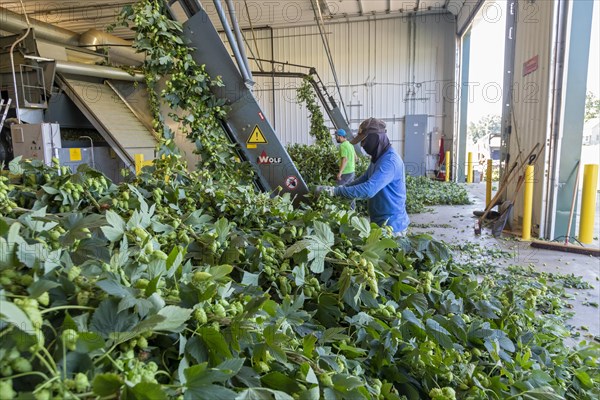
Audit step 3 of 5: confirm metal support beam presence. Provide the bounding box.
[457,0,485,37]
[550,0,594,239]
[357,0,363,16]
[457,31,471,182]
[499,1,517,180]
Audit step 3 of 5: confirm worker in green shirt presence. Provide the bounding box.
[335,129,356,185]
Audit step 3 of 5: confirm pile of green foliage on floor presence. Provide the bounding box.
[0,2,598,400]
[405,176,471,213]
[2,158,599,400]
[287,144,470,214]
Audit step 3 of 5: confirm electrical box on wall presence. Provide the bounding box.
[403,115,428,176]
[10,123,61,165]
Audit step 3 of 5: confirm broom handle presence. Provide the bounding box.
[489,143,539,209]
[511,150,543,203]
[479,143,540,222]
[565,161,581,245]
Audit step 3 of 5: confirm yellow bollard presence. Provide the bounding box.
[467,152,473,183]
[134,154,144,176]
[522,165,534,241]
[445,151,450,182]
[578,164,598,244]
[486,159,493,207]
[134,154,153,175]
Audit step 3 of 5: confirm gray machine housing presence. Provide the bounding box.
[10,123,61,166]
[57,145,126,183]
[10,123,126,181]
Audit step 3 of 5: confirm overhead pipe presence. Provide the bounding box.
[212,0,253,85]
[78,29,144,66]
[0,7,143,66]
[224,0,252,81]
[54,61,145,82]
[269,26,275,127]
[0,7,80,46]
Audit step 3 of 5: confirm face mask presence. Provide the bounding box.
[361,132,391,162]
[362,134,379,158]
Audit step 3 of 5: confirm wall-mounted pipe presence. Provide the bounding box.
[544,0,568,240]
[212,0,253,85]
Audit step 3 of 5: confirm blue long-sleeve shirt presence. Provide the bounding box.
[334,147,410,232]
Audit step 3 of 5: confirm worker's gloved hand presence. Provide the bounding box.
[314,185,335,196]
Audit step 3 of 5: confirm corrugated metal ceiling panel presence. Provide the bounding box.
[1,0,467,38]
[361,0,389,14]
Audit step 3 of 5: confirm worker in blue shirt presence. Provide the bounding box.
[315,118,410,235]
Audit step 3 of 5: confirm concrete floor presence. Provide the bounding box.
[408,182,600,344]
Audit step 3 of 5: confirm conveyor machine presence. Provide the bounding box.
[167,0,309,201]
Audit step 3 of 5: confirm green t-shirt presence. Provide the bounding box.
[339,141,355,174]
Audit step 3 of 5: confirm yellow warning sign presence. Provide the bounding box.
[69,148,82,161]
[246,125,268,149]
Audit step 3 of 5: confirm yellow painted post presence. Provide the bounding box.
[486,159,493,207]
[134,154,154,175]
[467,152,473,183]
[578,164,598,244]
[134,154,144,176]
[445,151,450,182]
[522,165,535,241]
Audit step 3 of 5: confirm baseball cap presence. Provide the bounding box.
[335,129,346,137]
[350,118,387,144]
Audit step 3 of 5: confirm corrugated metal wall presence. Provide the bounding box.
[227,14,456,161]
[508,1,554,232]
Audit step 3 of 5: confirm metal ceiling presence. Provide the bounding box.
[1,0,468,39]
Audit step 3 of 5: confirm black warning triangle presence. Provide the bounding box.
[246,125,268,148]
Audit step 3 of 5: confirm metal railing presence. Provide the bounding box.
[19,63,47,108]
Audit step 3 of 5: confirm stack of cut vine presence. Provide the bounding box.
[0,1,598,400]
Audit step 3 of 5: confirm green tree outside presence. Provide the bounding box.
[585,91,600,121]
[468,114,501,144]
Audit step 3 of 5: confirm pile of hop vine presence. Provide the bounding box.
[0,175,17,214]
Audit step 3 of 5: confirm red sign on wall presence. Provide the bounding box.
[523,55,539,77]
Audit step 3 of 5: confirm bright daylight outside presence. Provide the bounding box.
[466,1,506,184]
[467,0,600,241]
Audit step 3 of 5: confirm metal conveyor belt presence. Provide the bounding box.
[56,74,157,167]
